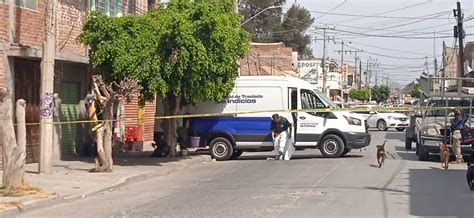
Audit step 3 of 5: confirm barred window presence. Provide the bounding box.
[88,0,123,17]
[15,0,38,10]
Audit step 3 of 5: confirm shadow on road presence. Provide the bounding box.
[408,168,473,217]
[234,153,364,161]
[384,131,406,142]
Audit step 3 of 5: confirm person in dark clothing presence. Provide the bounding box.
[451,108,466,164]
[270,114,294,160]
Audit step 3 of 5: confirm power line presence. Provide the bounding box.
[313,0,347,20]
[328,29,468,39]
[332,0,436,24]
[308,10,449,20]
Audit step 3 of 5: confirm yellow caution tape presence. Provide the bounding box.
[14,105,474,126]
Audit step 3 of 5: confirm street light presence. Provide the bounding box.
[240,5,282,26]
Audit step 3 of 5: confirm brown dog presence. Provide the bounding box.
[438,140,449,170]
[376,140,387,168]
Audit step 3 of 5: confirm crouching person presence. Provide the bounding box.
[271,114,295,160]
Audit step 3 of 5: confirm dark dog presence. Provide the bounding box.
[376,140,387,168]
[438,140,449,170]
[467,162,474,191]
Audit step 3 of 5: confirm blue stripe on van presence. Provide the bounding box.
[190,116,272,136]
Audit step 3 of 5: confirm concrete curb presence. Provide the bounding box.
[1,155,211,217]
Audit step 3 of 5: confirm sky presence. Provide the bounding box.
[283,0,474,88]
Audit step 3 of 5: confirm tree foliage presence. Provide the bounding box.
[402,81,420,98]
[80,0,249,105]
[239,1,314,57]
[370,85,390,103]
[274,4,314,58]
[80,0,250,156]
[349,88,370,101]
[240,0,286,42]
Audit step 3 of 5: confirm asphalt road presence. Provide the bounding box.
[21,130,474,217]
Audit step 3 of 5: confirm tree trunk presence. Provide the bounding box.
[0,88,27,190]
[102,100,114,172]
[92,99,114,172]
[161,94,181,157]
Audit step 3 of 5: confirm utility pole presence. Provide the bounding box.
[424,56,429,74]
[322,28,328,95]
[315,25,335,95]
[39,0,57,174]
[334,41,345,100]
[454,1,464,92]
[346,49,363,89]
[359,59,362,89]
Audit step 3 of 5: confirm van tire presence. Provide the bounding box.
[342,148,351,156]
[320,134,345,158]
[417,145,430,161]
[405,139,412,150]
[230,150,244,160]
[209,137,234,161]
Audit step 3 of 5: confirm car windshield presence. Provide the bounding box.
[313,89,339,108]
[426,99,473,117]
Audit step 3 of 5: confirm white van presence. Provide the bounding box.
[186,76,371,160]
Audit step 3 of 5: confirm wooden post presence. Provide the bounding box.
[0,88,27,190]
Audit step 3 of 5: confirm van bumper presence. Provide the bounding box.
[345,132,371,149]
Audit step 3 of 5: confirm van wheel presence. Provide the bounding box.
[396,127,406,131]
[320,134,345,158]
[342,148,351,156]
[209,137,234,161]
[405,139,412,150]
[377,120,388,131]
[417,144,429,161]
[230,150,243,160]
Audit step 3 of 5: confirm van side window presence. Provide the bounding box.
[300,89,327,110]
[290,89,297,110]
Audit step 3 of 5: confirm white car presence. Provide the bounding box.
[351,106,409,131]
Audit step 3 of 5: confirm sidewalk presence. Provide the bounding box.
[0,151,211,216]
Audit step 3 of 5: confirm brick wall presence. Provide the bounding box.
[240,43,294,76]
[0,3,7,42]
[123,0,149,14]
[0,53,4,89]
[443,47,458,86]
[13,1,46,48]
[57,0,87,56]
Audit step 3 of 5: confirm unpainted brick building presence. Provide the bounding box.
[0,0,155,164]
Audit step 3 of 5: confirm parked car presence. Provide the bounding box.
[406,96,474,161]
[351,105,409,131]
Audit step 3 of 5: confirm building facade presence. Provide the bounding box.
[240,42,298,77]
[0,0,154,164]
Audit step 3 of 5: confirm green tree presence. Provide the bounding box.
[349,88,370,101]
[80,0,250,157]
[274,4,314,58]
[371,85,390,103]
[239,0,286,42]
[402,81,420,98]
